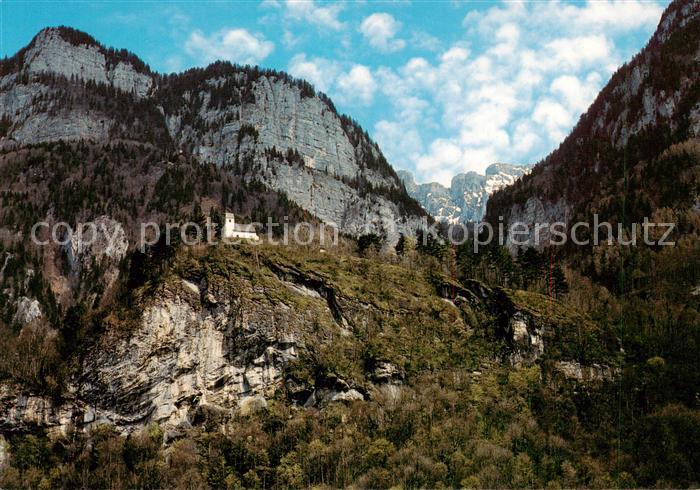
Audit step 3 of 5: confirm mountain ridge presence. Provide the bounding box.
[400,163,531,223]
[0,26,426,241]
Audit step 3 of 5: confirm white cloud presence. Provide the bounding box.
[288,56,376,105]
[337,65,377,105]
[533,99,574,143]
[410,30,442,52]
[360,13,406,53]
[556,0,663,32]
[550,72,603,113]
[288,54,340,92]
[263,0,663,185]
[490,23,520,57]
[464,0,662,36]
[543,35,612,71]
[185,29,274,65]
[282,30,302,49]
[416,139,466,186]
[367,0,665,184]
[375,120,424,164]
[512,121,541,155]
[284,0,345,31]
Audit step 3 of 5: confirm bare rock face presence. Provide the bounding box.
[0,247,422,435]
[400,163,532,224]
[13,297,42,325]
[166,72,422,241]
[0,72,111,144]
[0,386,78,437]
[248,78,359,180]
[503,197,572,252]
[0,28,154,145]
[255,159,424,242]
[80,290,298,429]
[63,216,129,297]
[508,313,545,366]
[23,28,153,98]
[554,361,618,384]
[65,216,129,271]
[74,261,361,432]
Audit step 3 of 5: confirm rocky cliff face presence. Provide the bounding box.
[22,28,153,98]
[0,244,618,437]
[400,163,531,223]
[0,27,424,241]
[486,0,700,248]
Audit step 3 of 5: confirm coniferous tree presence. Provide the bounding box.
[209,207,224,239]
[416,230,448,261]
[358,233,382,255]
[552,263,569,298]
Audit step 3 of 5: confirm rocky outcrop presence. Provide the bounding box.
[0,385,81,436]
[23,28,153,98]
[65,216,129,273]
[0,249,378,434]
[250,147,424,242]
[507,312,545,366]
[502,197,572,252]
[433,277,619,371]
[12,297,42,325]
[80,291,296,430]
[553,361,618,384]
[400,163,531,223]
[63,216,129,300]
[0,243,622,436]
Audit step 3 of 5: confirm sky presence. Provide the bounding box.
[1,0,670,186]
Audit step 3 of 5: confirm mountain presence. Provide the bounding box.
[0,27,425,242]
[1,14,700,489]
[486,0,700,250]
[399,163,531,223]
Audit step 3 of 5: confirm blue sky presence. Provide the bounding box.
[1,0,669,185]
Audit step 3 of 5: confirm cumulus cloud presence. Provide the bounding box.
[288,55,377,106]
[185,28,274,65]
[464,0,662,35]
[375,120,424,164]
[532,99,574,143]
[550,72,603,113]
[283,0,345,31]
[360,13,406,53]
[337,65,377,105]
[543,35,612,71]
[555,0,663,32]
[410,30,442,52]
[288,54,340,92]
[367,0,664,185]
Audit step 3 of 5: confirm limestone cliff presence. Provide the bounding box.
[400,163,531,223]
